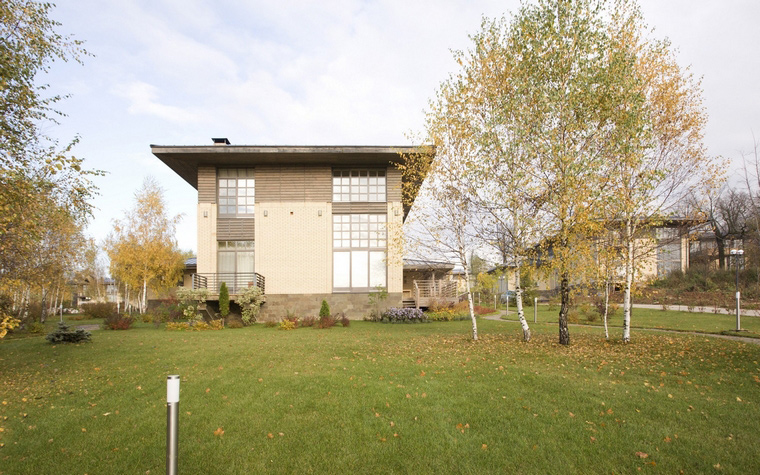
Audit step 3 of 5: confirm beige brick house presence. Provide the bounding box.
[152,141,423,318]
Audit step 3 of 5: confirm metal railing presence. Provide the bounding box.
[192,273,265,294]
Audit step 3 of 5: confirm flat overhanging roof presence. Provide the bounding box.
[150,144,425,189]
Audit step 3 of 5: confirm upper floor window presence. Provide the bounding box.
[333,169,386,202]
[218,168,254,216]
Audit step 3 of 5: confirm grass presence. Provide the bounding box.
[504,305,760,337]
[1,320,760,474]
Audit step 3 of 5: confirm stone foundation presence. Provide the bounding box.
[258,292,402,320]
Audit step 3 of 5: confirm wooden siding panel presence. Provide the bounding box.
[332,203,387,214]
[198,167,216,203]
[217,218,255,241]
[256,166,331,202]
[387,166,402,203]
[305,168,332,201]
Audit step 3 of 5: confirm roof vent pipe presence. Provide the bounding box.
[212,137,230,145]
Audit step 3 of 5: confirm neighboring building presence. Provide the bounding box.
[531,219,692,293]
[402,259,457,308]
[152,141,425,318]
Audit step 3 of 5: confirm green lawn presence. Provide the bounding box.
[2,320,760,474]
[506,305,760,337]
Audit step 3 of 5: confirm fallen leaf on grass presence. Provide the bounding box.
[267,433,274,439]
[214,427,224,436]
[481,444,488,450]
[635,452,648,459]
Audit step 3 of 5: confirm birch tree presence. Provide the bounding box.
[600,1,718,343]
[105,177,184,313]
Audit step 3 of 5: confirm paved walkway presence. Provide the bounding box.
[630,303,760,317]
[482,313,760,346]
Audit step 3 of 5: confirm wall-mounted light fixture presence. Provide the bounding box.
[263,210,268,217]
[203,210,208,218]
[318,209,322,216]
[394,209,400,217]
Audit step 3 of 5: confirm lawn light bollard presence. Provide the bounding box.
[534,297,537,323]
[166,375,180,475]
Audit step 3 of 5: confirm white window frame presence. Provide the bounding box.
[218,168,255,217]
[333,214,387,292]
[332,169,386,202]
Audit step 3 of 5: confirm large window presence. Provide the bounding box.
[332,170,386,202]
[218,241,254,291]
[333,214,386,291]
[218,168,255,216]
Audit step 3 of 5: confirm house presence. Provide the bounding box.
[530,218,693,293]
[152,140,427,318]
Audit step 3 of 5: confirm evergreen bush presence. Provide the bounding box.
[319,300,330,317]
[46,322,91,344]
[219,282,230,317]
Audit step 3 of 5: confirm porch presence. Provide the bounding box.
[403,279,460,309]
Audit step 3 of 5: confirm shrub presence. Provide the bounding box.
[141,313,153,323]
[166,322,190,331]
[264,319,278,328]
[209,319,224,330]
[226,320,244,329]
[279,319,296,330]
[103,314,135,330]
[567,310,580,324]
[151,300,183,323]
[176,287,209,322]
[67,314,89,321]
[27,322,46,333]
[235,286,264,325]
[427,310,455,322]
[381,307,426,323]
[219,282,230,318]
[192,321,211,331]
[319,300,330,317]
[80,302,117,319]
[300,316,317,327]
[1,312,20,338]
[46,322,91,344]
[317,314,336,329]
[339,315,350,327]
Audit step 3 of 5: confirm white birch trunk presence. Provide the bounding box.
[603,281,610,340]
[622,219,634,343]
[514,268,531,342]
[142,278,148,313]
[464,268,478,341]
[40,286,48,323]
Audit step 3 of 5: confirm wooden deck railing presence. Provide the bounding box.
[412,279,458,309]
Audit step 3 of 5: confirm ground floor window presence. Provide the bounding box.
[333,214,386,291]
[218,241,254,291]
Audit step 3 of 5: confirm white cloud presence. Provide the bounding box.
[113,81,200,123]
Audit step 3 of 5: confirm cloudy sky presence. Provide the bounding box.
[44,0,760,254]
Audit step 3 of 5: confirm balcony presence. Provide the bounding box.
[192,273,265,295]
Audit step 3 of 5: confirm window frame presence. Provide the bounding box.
[218,168,255,217]
[332,169,386,202]
[332,214,387,292]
